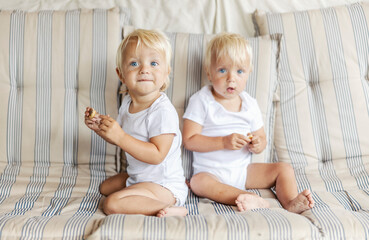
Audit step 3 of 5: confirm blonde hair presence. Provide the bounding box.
[116,29,171,91]
[205,32,253,73]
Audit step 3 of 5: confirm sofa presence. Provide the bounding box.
[0,0,368,239]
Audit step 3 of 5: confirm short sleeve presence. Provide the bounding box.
[183,92,207,126]
[147,105,179,139]
[250,101,264,132]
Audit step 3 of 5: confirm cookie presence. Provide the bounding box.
[88,108,96,119]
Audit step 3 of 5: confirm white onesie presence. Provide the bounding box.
[183,85,264,190]
[117,92,188,206]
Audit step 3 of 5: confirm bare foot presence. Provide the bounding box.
[235,193,270,212]
[286,189,314,214]
[156,206,188,218]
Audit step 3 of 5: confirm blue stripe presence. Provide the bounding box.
[347,3,369,115]
[310,192,345,238]
[18,11,53,239]
[0,10,25,207]
[257,209,292,239]
[62,9,109,238]
[143,216,166,239]
[266,13,312,192]
[0,10,26,238]
[185,215,208,240]
[185,191,200,215]
[183,34,204,179]
[224,214,249,240]
[351,211,369,238]
[101,215,126,240]
[322,6,369,190]
[294,11,344,193]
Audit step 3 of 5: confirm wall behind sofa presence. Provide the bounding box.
[0,0,365,36]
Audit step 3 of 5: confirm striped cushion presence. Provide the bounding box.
[254,3,369,238]
[253,2,369,192]
[0,8,126,239]
[123,26,281,179]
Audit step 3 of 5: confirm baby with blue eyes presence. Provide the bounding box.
[182,32,314,214]
[85,29,188,217]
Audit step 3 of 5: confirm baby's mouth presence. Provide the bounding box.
[227,87,236,93]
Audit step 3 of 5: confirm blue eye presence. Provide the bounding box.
[151,61,158,66]
[237,69,244,74]
[219,68,226,73]
[130,61,138,67]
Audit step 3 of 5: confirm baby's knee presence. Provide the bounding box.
[99,181,109,196]
[190,173,210,193]
[276,162,294,175]
[102,195,121,215]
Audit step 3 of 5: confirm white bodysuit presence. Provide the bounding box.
[183,85,264,190]
[117,93,188,206]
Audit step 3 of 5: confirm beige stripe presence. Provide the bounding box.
[201,34,212,87]
[279,14,317,162]
[105,8,120,169]
[0,11,11,167]
[21,11,37,164]
[78,9,93,166]
[165,217,186,239]
[171,33,189,130]
[334,7,369,182]
[68,9,93,203]
[50,11,66,165]
[205,215,228,240]
[307,10,350,190]
[122,215,145,239]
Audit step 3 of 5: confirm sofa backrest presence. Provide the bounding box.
[254,2,369,192]
[0,9,121,173]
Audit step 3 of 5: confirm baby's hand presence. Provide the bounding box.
[247,133,261,153]
[223,133,248,150]
[98,115,125,145]
[84,107,101,131]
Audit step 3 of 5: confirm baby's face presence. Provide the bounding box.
[207,54,250,100]
[120,40,169,98]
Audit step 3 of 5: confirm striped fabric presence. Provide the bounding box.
[254,2,369,238]
[0,8,124,239]
[123,26,280,179]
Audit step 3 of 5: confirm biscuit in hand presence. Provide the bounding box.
[88,108,97,119]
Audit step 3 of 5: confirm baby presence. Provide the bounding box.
[182,32,314,213]
[85,29,188,217]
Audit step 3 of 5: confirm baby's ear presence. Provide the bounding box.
[116,68,125,82]
[205,67,212,82]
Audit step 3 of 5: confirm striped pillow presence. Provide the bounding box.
[123,26,281,179]
[0,8,122,168]
[253,2,369,193]
[0,8,131,239]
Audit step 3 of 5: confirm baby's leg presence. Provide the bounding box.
[190,172,269,211]
[103,182,187,217]
[246,163,314,213]
[99,172,128,196]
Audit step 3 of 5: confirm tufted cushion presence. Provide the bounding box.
[0,8,127,239]
[253,3,369,238]
[253,2,369,192]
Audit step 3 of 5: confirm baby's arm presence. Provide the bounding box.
[247,127,267,154]
[183,119,248,152]
[98,115,174,165]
